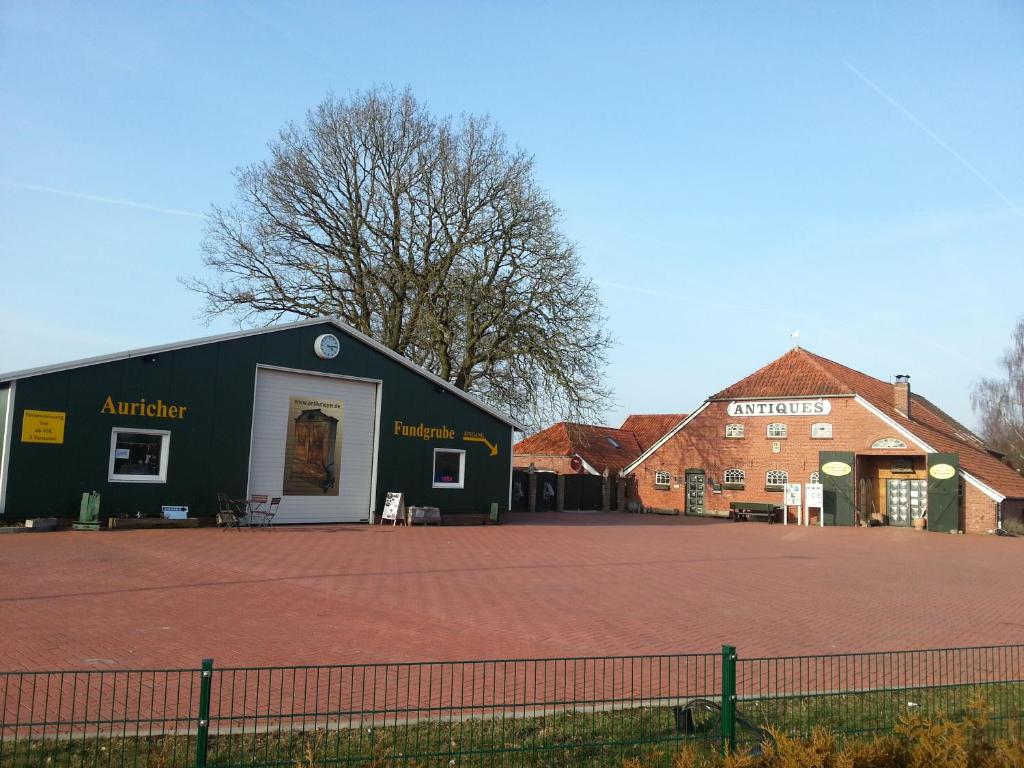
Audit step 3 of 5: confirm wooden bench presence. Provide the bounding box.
[730,502,781,524]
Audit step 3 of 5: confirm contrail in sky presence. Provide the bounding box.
[842,60,1022,217]
[0,179,207,219]
[596,278,989,373]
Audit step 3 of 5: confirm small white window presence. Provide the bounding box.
[725,423,745,438]
[809,471,820,484]
[432,448,466,489]
[723,469,745,485]
[767,423,787,439]
[811,423,832,439]
[766,470,788,488]
[654,470,671,487]
[108,428,171,483]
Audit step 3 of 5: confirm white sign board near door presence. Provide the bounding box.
[805,483,823,508]
[784,483,802,507]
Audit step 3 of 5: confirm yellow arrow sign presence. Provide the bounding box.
[463,434,498,456]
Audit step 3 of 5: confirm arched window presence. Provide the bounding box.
[723,469,745,485]
[725,423,744,438]
[766,470,788,488]
[654,470,671,487]
[767,423,787,438]
[809,471,820,484]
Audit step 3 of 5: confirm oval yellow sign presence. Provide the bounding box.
[821,461,852,477]
[929,463,956,480]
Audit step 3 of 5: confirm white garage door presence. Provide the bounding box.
[248,367,378,523]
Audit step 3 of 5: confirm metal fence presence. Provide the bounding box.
[1,644,1021,767]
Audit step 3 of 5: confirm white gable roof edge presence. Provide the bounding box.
[0,316,525,431]
[618,402,709,477]
[853,395,1003,503]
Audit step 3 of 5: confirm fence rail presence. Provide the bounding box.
[2,644,1022,767]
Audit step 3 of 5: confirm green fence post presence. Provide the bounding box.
[721,645,736,755]
[195,658,214,768]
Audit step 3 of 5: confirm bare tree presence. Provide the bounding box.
[972,318,1024,473]
[185,87,613,427]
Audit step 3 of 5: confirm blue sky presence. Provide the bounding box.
[1,1,1022,429]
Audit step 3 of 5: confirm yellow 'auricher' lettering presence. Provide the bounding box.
[100,396,188,420]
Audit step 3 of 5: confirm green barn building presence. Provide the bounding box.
[0,318,521,524]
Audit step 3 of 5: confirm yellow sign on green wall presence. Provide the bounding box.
[21,410,66,444]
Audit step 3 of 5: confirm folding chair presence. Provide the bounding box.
[242,494,268,529]
[249,497,280,529]
[216,493,243,530]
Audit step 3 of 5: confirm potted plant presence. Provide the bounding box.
[913,514,926,531]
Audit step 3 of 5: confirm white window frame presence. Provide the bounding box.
[432,448,466,489]
[725,423,744,439]
[723,468,745,485]
[811,422,832,439]
[108,428,171,484]
[809,471,820,484]
[654,470,671,487]
[766,470,788,488]
[766,423,787,439]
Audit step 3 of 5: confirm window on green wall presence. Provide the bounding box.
[433,448,465,489]
[108,428,170,483]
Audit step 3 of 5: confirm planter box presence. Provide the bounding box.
[25,518,57,531]
[107,518,200,530]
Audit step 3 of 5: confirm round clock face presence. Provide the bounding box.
[314,333,340,360]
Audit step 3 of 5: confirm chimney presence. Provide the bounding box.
[893,374,911,417]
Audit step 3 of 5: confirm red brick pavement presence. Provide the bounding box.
[1,513,1022,672]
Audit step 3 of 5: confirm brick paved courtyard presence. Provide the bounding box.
[1,513,1022,671]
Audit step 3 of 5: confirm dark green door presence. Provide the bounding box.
[820,451,856,526]
[927,453,960,533]
[685,469,705,516]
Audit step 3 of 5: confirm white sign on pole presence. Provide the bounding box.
[805,483,823,508]
[381,492,405,525]
[784,483,802,507]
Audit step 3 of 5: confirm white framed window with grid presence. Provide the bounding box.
[725,423,745,439]
[809,471,820,484]
[766,423,787,439]
[766,469,788,488]
[723,468,745,485]
[811,422,832,439]
[654,470,671,487]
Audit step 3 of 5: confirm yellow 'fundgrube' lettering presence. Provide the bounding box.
[392,420,454,440]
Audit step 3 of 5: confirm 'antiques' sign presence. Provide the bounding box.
[21,410,66,444]
[726,399,831,417]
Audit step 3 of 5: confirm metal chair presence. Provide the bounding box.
[250,497,280,529]
[216,493,243,530]
[240,494,268,528]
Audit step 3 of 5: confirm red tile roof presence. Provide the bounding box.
[713,347,1024,499]
[514,422,644,474]
[619,414,688,450]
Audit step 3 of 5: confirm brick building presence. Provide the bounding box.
[514,415,686,475]
[621,348,1024,534]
